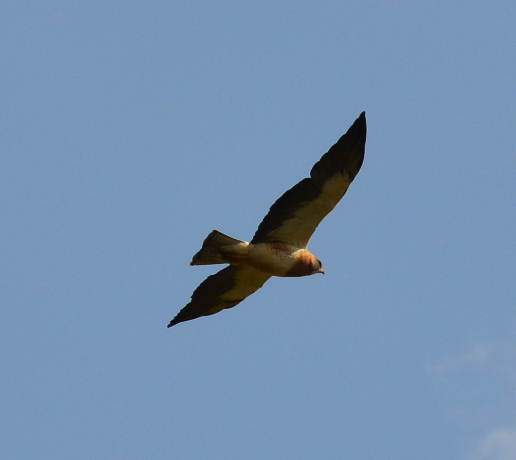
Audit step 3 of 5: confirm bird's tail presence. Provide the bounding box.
[190,230,249,266]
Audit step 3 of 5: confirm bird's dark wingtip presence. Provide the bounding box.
[168,313,190,328]
[350,111,367,142]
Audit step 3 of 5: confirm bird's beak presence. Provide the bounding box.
[319,267,325,275]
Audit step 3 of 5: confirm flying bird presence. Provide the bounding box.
[168,112,367,328]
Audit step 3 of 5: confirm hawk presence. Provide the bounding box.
[168,112,367,328]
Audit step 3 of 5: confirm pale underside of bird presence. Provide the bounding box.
[168,112,367,328]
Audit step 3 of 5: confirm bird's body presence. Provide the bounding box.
[244,244,321,277]
[193,232,322,277]
[168,112,367,328]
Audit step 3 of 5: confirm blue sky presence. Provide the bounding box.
[1,2,515,459]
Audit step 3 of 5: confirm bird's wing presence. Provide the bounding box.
[251,112,366,248]
[168,265,271,327]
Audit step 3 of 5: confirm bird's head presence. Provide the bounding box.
[312,258,324,275]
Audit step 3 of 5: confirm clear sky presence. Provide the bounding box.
[1,2,515,459]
